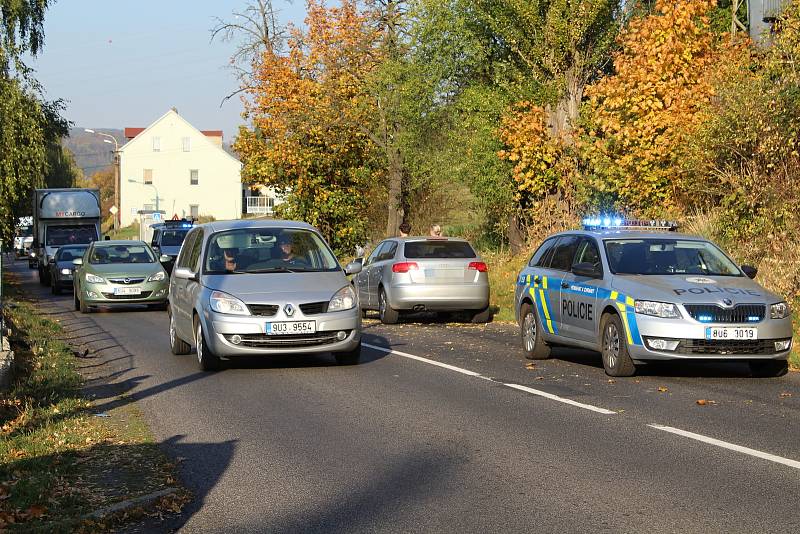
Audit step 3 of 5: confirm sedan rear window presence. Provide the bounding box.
[403,241,476,259]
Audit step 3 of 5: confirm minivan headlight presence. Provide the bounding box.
[328,285,356,312]
[147,271,166,282]
[209,290,250,315]
[86,273,106,284]
[770,301,790,319]
[634,300,682,319]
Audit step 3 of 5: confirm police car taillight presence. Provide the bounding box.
[392,262,419,273]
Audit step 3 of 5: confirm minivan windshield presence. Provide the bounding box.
[604,239,742,276]
[204,228,340,274]
[90,244,155,264]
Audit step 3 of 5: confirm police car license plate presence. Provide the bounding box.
[113,287,141,296]
[266,321,316,335]
[705,327,757,340]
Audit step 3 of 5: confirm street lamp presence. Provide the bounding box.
[127,179,160,213]
[85,129,120,230]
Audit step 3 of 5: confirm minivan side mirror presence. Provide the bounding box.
[173,267,198,282]
[344,261,363,276]
[72,258,83,266]
[741,265,758,279]
[572,262,601,279]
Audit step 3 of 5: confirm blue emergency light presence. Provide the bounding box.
[582,215,679,232]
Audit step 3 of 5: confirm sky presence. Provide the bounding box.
[30,0,307,142]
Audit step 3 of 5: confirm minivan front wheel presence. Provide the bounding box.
[195,318,220,371]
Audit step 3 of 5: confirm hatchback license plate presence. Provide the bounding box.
[113,287,141,296]
[705,327,757,340]
[266,321,316,335]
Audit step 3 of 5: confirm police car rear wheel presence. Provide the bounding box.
[520,302,550,360]
[601,314,636,377]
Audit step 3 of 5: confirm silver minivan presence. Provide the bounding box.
[168,220,363,370]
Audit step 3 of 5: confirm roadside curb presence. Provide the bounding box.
[83,488,179,520]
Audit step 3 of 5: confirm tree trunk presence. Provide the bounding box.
[507,213,525,255]
[545,66,584,142]
[386,148,404,236]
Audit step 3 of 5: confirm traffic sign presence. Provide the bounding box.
[172,214,180,220]
[152,212,162,222]
[109,205,118,215]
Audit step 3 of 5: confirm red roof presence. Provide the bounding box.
[124,128,223,139]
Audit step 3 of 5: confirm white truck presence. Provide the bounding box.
[32,188,102,286]
[13,216,34,261]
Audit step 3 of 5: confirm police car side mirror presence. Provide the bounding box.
[741,265,758,279]
[159,254,172,264]
[572,262,601,279]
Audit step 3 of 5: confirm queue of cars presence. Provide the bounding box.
[37,215,792,377]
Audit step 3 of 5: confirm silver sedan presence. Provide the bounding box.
[352,237,491,324]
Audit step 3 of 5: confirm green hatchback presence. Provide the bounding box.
[73,240,170,313]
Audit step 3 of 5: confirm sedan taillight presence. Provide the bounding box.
[468,262,488,272]
[392,262,419,273]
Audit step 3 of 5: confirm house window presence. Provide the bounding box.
[189,204,199,218]
[143,169,153,184]
[182,137,191,152]
[190,169,199,185]
[152,136,161,152]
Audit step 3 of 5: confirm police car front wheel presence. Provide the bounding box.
[520,302,551,360]
[600,313,636,377]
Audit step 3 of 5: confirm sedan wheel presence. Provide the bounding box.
[519,302,550,360]
[379,288,399,324]
[600,313,636,377]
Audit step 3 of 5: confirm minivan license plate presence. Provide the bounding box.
[705,327,757,340]
[266,321,316,335]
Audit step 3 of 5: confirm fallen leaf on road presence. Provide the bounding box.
[779,392,792,398]
[534,376,544,380]
[525,363,536,370]
[607,379,616,384]
[657,386,668,393]
[696,399,717,406]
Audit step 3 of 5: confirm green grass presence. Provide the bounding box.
[483,249,531,323]
[104,222,140,241]
[0,300,185,531]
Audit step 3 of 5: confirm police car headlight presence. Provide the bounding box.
[328,285,356,312]
[60,268,71,276]
[634,300,682,319]
[770,301,790,320]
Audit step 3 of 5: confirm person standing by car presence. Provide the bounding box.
[399,222,411,237]
[429,224,443,237]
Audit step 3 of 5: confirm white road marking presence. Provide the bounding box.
[363,342,616,415]
[504,383,617,415]
[649,424,800,470]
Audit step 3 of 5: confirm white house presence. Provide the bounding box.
[118,109,243,227]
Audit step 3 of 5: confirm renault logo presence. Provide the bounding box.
[284,304,295,317]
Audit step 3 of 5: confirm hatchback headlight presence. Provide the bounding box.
[328,285,356,312]
[209,290,250,315]
[634,300,682,319]
[770,301,791,320]
[147,271,166,282]
[86,273,106,284]
[60,268,71,275]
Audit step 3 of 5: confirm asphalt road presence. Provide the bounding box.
[10,260,800,533]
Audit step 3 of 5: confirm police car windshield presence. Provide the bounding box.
[161,229,189,246]
[604,239,742,276]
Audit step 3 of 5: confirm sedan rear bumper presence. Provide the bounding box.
[387,283,489,311]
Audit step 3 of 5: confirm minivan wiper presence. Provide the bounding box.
[245,267,296,273]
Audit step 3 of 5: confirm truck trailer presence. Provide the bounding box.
[32,188,102,286]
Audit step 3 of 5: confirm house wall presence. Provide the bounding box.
[118,111,242,227]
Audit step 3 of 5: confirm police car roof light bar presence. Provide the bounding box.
[582,216,679,232]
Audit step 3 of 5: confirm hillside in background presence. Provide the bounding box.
[65,128,125,178]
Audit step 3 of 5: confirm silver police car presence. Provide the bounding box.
[352,237,491,324]
[167,220,363,371]
[515,220,793,377]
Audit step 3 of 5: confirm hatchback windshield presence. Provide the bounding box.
[403,240,476,259]
[161,229,189,247]
[204,228,339,274]
[56,246,88,262]
[604,239,741,276]
[46,225,97,246]
[90,244,155,264]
